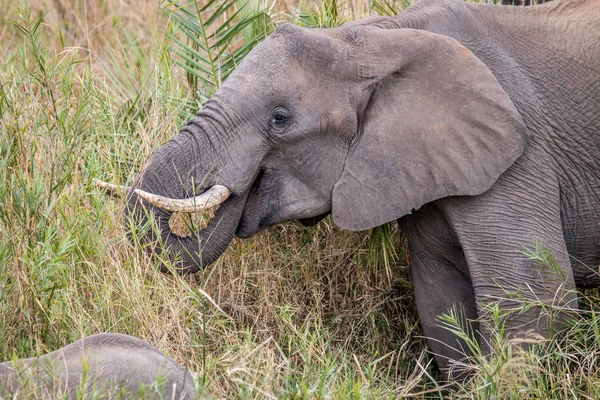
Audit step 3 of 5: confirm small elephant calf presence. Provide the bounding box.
[0,333,196,399]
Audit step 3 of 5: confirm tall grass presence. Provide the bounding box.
[0,0,599,398]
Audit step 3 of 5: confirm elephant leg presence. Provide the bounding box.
[400,206,479,381]
[410,250,479,381]
[440,172,578,351]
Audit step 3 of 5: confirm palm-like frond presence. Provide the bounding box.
[295,0,346,28]
[371,0,414,16]
[163,0,275,106]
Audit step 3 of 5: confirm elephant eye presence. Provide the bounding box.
[272,114,288,125]
[270,108,291,128]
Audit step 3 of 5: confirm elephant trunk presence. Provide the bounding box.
[125,118,248,274]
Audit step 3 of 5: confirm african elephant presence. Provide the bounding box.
[0,333,195,398]
[113,0,600,379]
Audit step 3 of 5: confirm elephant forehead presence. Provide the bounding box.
[237,38,288,75]
[223,46,327,99]
[264,24,338,71]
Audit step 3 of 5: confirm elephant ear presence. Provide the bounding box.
[332,28,528,231]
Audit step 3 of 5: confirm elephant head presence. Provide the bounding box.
[126,23,527,273]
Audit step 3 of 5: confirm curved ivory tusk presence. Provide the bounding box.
[135,184,231,212]
[93,178,231,212]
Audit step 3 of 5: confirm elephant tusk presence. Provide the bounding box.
[93,178,130,198]
[137,184,232,212]
[93,178,232,212]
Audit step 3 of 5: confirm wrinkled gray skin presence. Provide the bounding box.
[0,333,195,398]
[128,0,600,379]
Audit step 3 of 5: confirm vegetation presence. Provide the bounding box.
[0,0,598,398]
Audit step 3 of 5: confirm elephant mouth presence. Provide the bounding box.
[234,171,333,238]
[298,212,330,227]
